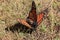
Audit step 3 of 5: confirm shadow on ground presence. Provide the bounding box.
[5,23,35,34]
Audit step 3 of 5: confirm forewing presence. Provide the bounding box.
[37,7,49,25]
[37,13,44,25]
[27,1,37,22]
[17,18,32,28]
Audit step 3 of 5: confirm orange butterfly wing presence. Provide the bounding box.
[37,8,48,25]
[27,1,37,22]
[37,13,44,25]
[17,19,32,28]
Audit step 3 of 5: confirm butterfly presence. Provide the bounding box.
[17,1,45,29]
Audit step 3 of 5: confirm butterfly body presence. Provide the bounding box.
[17,1,45,29]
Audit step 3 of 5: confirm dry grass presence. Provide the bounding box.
[0,0,60,40]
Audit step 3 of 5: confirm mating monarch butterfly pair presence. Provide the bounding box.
[17,1,47,29]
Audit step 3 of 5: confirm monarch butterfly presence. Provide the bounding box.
[17,1,45,29]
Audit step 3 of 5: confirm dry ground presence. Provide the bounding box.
[0,0,60,40]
